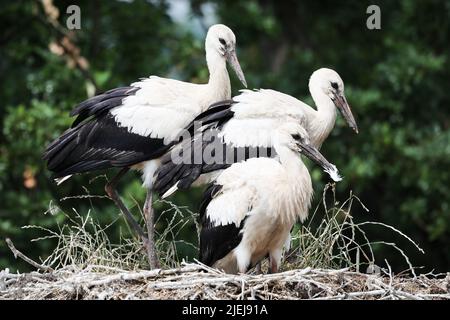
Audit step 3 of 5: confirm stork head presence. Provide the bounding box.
[309,68,358,133]
[205,24,247,87]
[276,123,342,182]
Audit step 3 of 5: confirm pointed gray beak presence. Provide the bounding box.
[332,93,358,134]
[295,139,342,182]
[226,50,247,88]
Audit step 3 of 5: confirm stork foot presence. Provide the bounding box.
[269,251,281,274]
[254,263,262,274]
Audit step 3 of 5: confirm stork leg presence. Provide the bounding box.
[105,168,148,245]
[268,257,278,274]
[254,262,262,274]
[269,250,282,274]
[143,190,160,269]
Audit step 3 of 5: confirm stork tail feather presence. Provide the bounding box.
[161,183,179,199]
[55,175,73,185]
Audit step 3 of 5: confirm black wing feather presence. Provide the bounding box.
[198,184,246,266]
[153,98,279,196]
[43,114,169,178]
[153,127,276,197]
[184,99,234,135]
[70,86,139,127]
[193,99,234,123]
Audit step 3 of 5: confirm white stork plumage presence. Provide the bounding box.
[43,24,247,269]
[153,68,358,273]
[198,129,317,274]
[154,68,356,198]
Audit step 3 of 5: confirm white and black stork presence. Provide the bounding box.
[43,24,247,269]
[198,130,316,274]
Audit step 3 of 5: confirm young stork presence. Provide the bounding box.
[154,68,357,198]
[198,129,324,274]
[43,24,247,269]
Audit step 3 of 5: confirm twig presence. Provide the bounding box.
[5,238,54,272]
[315,289,387,300]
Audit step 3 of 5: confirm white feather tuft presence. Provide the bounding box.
[324,165,342,182]
[162,183,179,199]
[54,175,72,185]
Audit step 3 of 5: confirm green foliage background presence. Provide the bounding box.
[0,0,449,273]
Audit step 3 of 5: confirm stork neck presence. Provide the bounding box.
[206,51,231,99]
[276,145,307,177]
[308,88,337,147]
[273,143,313,224]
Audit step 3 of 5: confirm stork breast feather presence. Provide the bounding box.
[131,76,199,105]
[206,158,283,227]
[220,118,278,148]
[111,99,199,140]
[233,89,306,120]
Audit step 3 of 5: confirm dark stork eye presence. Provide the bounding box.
[219,38,226,46]
[331,82,339,90]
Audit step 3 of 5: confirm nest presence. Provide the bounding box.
[1,263,449,300]
[2,187,448,300]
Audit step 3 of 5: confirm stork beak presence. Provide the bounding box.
[296,140,342,182]
[226,50,247,88]
[333,93,359,134]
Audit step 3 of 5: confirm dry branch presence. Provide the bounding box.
[6,238,54,272]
